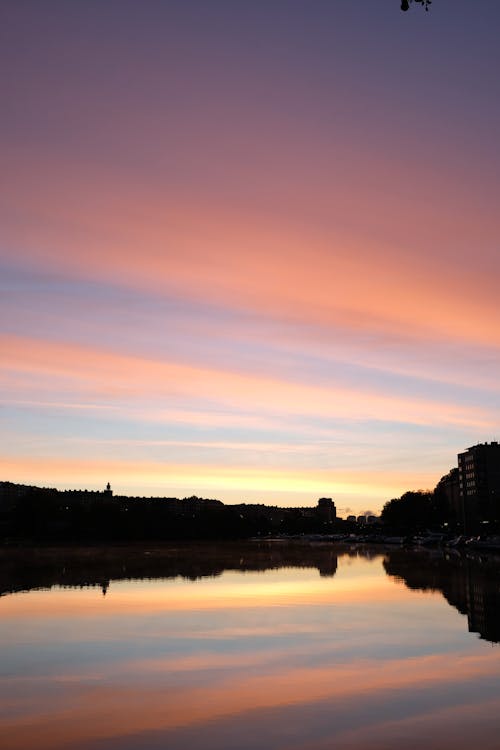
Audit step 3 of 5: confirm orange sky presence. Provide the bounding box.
[1,1,500,511]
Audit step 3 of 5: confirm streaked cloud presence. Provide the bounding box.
[2,1,500,510]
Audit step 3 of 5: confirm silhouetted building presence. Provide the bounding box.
[316,498,336,522]
[458,442,500,529]
[0,481,56,511]
[0,479,341,541]
[0,481,53,511]
[62,488,110,506]
[0,482,25,511]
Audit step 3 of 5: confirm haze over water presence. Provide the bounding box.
[1,544,500,750]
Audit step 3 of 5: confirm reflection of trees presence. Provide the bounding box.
[0,542,340,598]
[384,549,500,644]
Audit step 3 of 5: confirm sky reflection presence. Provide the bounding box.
[1,548,499,750]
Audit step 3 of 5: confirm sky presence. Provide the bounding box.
[1,0,500,514]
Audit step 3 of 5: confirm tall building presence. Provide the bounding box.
[458,442,500,529]
[316,497,336,522]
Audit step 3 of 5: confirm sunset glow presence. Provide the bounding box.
[2,1,500,511]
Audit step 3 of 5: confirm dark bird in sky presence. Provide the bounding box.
[401,0,432,11]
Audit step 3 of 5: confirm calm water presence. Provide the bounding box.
[1,543,500,750]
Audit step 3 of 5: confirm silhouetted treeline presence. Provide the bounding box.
[380,468,461,532]
[381,490,448,530]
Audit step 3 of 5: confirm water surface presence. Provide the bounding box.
[1,543,500,750]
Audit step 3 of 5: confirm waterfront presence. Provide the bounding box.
[1,543,500,750]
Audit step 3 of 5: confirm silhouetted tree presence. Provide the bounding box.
[381,490,440,530]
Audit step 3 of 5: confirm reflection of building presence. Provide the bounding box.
[0,544,340,597]
[449,561,500,643]
[317,551,338,578]
[384,549,500,644]
[458,442,500,528]
[465,571,500,642]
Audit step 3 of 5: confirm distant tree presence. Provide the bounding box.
[381,490,440,530]
[401,0,432,11]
